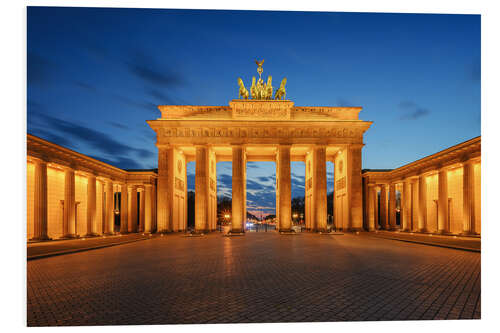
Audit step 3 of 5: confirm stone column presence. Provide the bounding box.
[374,186,379,229]
[157,146,171,233]
[138,188,145,232]
[194,145,209,233]
[31,159,50,240]
[462,161,476,235]
[402,180,411,231]
[120,184,128,234]
[104,180,114,235]
[347,146,363,231]
[85,174,98,237]
[231,145,246,233]
[129,185,138,233]
[62,167,77,238]
[388,183,397,230]
[367,184,376,231]
[418,174,428,232]
[380,184,388,229]
[438,168,449,233]
[144,184,152,233]
[314,145,327,232]
[278,145,292,232]
[152,183,157,232]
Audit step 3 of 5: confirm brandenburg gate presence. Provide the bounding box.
[147,61,372,234]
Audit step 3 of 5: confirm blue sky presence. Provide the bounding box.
[27,7,480,215]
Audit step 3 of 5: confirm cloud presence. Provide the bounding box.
[398,100,431,120]
[74,80,159,113]
[28,105,155,169]
[125,52,183,88]
[27,51,55,86]
[336,97,354,106]
[107,121,130,130]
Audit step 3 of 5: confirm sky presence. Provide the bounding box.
[27,7,480,215]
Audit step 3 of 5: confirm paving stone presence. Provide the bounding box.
[27,232,480,326]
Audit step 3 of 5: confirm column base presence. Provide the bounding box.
[60,234,79,239]
[279,229,298,235]
[103,232,116,236]
[438,230,453,235]
[29,235,52,242]
[348,227,363,232]
[459,231,480,237]
[418,228,429,233]
[84,233,100,238]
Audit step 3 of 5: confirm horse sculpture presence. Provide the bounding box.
[274,77,287,100]
[237,77,249,99]
[250,76,257,99]
[264,76,273,100]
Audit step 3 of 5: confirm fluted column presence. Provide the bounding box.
[139,188,145,232]
[367,184,376,231]
[157,146,172,233]
[374,187,379,229]
[31,159,50,240]
[231,145,246,233]
[462,161,476,235]
[418,174,428,232]
[388,183,397,230]
[62,167,77,238]
[152,183,157,232]
[144,184,152,233]
[129,185,137,232]
[85,174,98,236]
[349,145,363,231]
[120,183,128,234]
[438,168,449,233]
[402,180,411,231]
[380,184,388,229]
[314,145,327,232]
[194,145,209,233]
[278,144,292,232]
[104,180,114,235]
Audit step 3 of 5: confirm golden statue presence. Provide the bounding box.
[237,60,287,100]
[274,77,287,100]
[264,76,273,100]
[237,77,249,99]
[255,59,265,80]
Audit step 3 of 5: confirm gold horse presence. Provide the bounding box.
[274,77,287,100]
[237,77,249,99]
[264,76,273,100]
[250,76,257,99]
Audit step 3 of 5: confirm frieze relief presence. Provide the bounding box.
[174,177,184,191]
[157,127,362,139]
[336,176,346,190]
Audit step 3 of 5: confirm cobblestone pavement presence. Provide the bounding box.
[27,232,480,326]
[363,231,481,251]
[27,233,153,259]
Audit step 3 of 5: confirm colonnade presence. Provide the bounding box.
[28,156,157,241]
[365,158,481,235]
[155,143,364,234]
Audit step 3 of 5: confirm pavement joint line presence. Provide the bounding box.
[27,237,153,261]
[367,234,480,253]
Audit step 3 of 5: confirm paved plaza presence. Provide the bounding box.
[27,233,481,326]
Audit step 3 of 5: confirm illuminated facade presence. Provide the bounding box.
[147,100,372,234]
[362,136,481,235]
[26,114,481,239]
[27,134,157,240]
